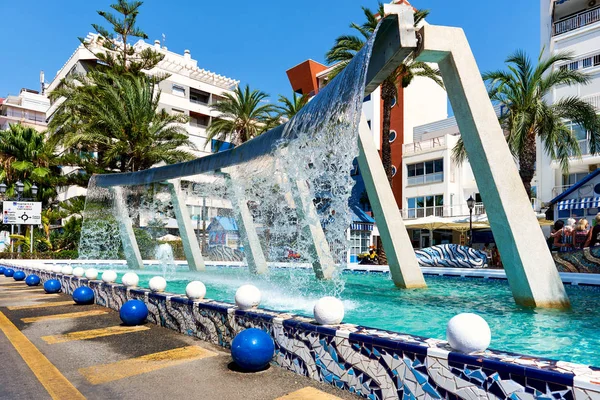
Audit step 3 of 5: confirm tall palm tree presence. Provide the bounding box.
[206,84,277,148]
[452,50,600,198]
[0,124,62,202]
[49,72,196,173]
[326,2,444,184]
[276,92,309,120]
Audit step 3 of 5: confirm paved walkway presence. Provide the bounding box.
[0,277,356,400]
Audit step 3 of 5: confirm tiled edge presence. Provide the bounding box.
[4,263,600,400]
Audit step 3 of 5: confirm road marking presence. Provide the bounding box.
[0,311,86,400]
[8,301,75,310]
[79,345,218,385]
[1,288,46,293]
[0,282,26,286]
[42,325,150,344]
[276,387,345,399]
[1,294,60,300]
[22,310,108,323]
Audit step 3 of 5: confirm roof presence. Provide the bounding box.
[207,216,239,232]
[548,169,600,205]
[350,205,375,224]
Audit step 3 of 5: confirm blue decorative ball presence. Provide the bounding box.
[231,328,275,371]
[119,300,148,326]
[43,279,62,294]
[25,275,41,286]
[4,268,14,277]
[73,286,95,305]
[13,271,26,281]
[0,266,5,275]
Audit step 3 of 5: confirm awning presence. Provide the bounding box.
[350,205,374,231]
[557,197,600,211]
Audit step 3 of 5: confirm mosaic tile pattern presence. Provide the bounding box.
[554,247,600,274]
[6,264,600,400]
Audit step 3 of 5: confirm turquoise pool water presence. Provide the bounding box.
[73,264,600,366]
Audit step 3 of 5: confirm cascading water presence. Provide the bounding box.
[78,26,379,298]
[155,243,176,279]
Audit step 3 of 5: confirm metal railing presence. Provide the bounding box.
[403,136,446,155]
[400,202,485,219]
[553,7,600,36]
[407,172,444,186]
[583,94,600,111]
[552,185,573,198]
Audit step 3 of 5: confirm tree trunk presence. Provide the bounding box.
[381,79,395,186]
[519,132,536,200]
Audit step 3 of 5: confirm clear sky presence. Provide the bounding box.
[0,0,540,109]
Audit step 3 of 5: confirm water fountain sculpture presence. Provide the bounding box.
[81,4,569,308]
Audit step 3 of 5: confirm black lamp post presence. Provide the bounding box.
[467,195,475,247]
[15,181,24,200]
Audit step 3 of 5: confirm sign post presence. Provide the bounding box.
[2,201,42,255]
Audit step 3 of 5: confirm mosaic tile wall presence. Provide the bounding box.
[7,264,600,400]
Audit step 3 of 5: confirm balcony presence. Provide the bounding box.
[583,94,600,111]
[553,6,600,36]
[404,136,446,155]
[400,203,485,219]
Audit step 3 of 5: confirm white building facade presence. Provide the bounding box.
[538,0,600,205]
[0,88,49,132]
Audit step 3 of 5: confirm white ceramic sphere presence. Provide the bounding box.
[72,267,85,277]
[85,268,99,280]
[101,270,117,283]
[52,265,62,273]
[121,272,139,288]
[235,284,261,310]
[61,266,73,275]
[446,313,491,354]
[149,276,167,292]
[186,281,206,300]
[313,296,345,325]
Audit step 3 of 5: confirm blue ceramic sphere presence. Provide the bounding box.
[43,279,62,294]
[25,275,41,286]
[0,266,5,275]
[119,300,148,326]
[4,268,14,277]
[13,271,26,281]
[72,286,95,305]
[231,328,275,371]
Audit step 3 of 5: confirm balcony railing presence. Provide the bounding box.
[404,136,446,155]
[400,203,485,219]
[583,94,600,111]
[407,172,444,186]
[552,185,573,198]
[553,6,600,36]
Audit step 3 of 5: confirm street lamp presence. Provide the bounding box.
[15,181,24,200]
[467,195,475,247]
[31,184,38,197]
[0,183,6,195]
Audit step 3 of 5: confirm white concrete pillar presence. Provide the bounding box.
[168,179,205,272]
[223,171,268,275]
[357,115,427,288]
[415,25,569,308]
[111,186,143,270]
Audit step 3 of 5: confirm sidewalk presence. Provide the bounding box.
[0,277,355,400]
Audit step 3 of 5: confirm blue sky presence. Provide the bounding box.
[0,0,540,108]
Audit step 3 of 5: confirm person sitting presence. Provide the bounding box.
[572,219,590,250]
[554,221,574,252]
[548,220,564,251]
[585,213,600,248]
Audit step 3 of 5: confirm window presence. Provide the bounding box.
[172,85,185,97]
[367,120,371,129]
[190,88,210,104]
[564,121,590,156]
[389,130,397,143]
[568,61,579,70]
[406,195,443,218]
[190,112,210,127]
[583,57,593,68]
[560,65,568,71]
[594,55,600,67]
[391,96,397,107]
[407,158,444,185]
[363,94,371,102]
[171,108,185,115]
[391,165,397,177]
[350,230,371,257]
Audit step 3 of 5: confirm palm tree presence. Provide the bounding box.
[326,2,444,184]
[452,50,600,198]
[49,72,196,173]
[206,84,277,148]
[276,92,309,120]
[0,124,62,202]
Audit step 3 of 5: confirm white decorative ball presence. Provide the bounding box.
[101,270,117,283]
[149,276,167,292]
[85,268,99,280]
[446,313,491,354]
[52,265,62,273]
[186,281,206,300]
[235,284,261,310]
[72,267,85,277]
[313,296,345,325]
[61,266,73,275]
[121,272,139,288]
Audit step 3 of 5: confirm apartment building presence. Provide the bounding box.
[0,88,49,132]
[46,33,239,157]
[538,0,600,205]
